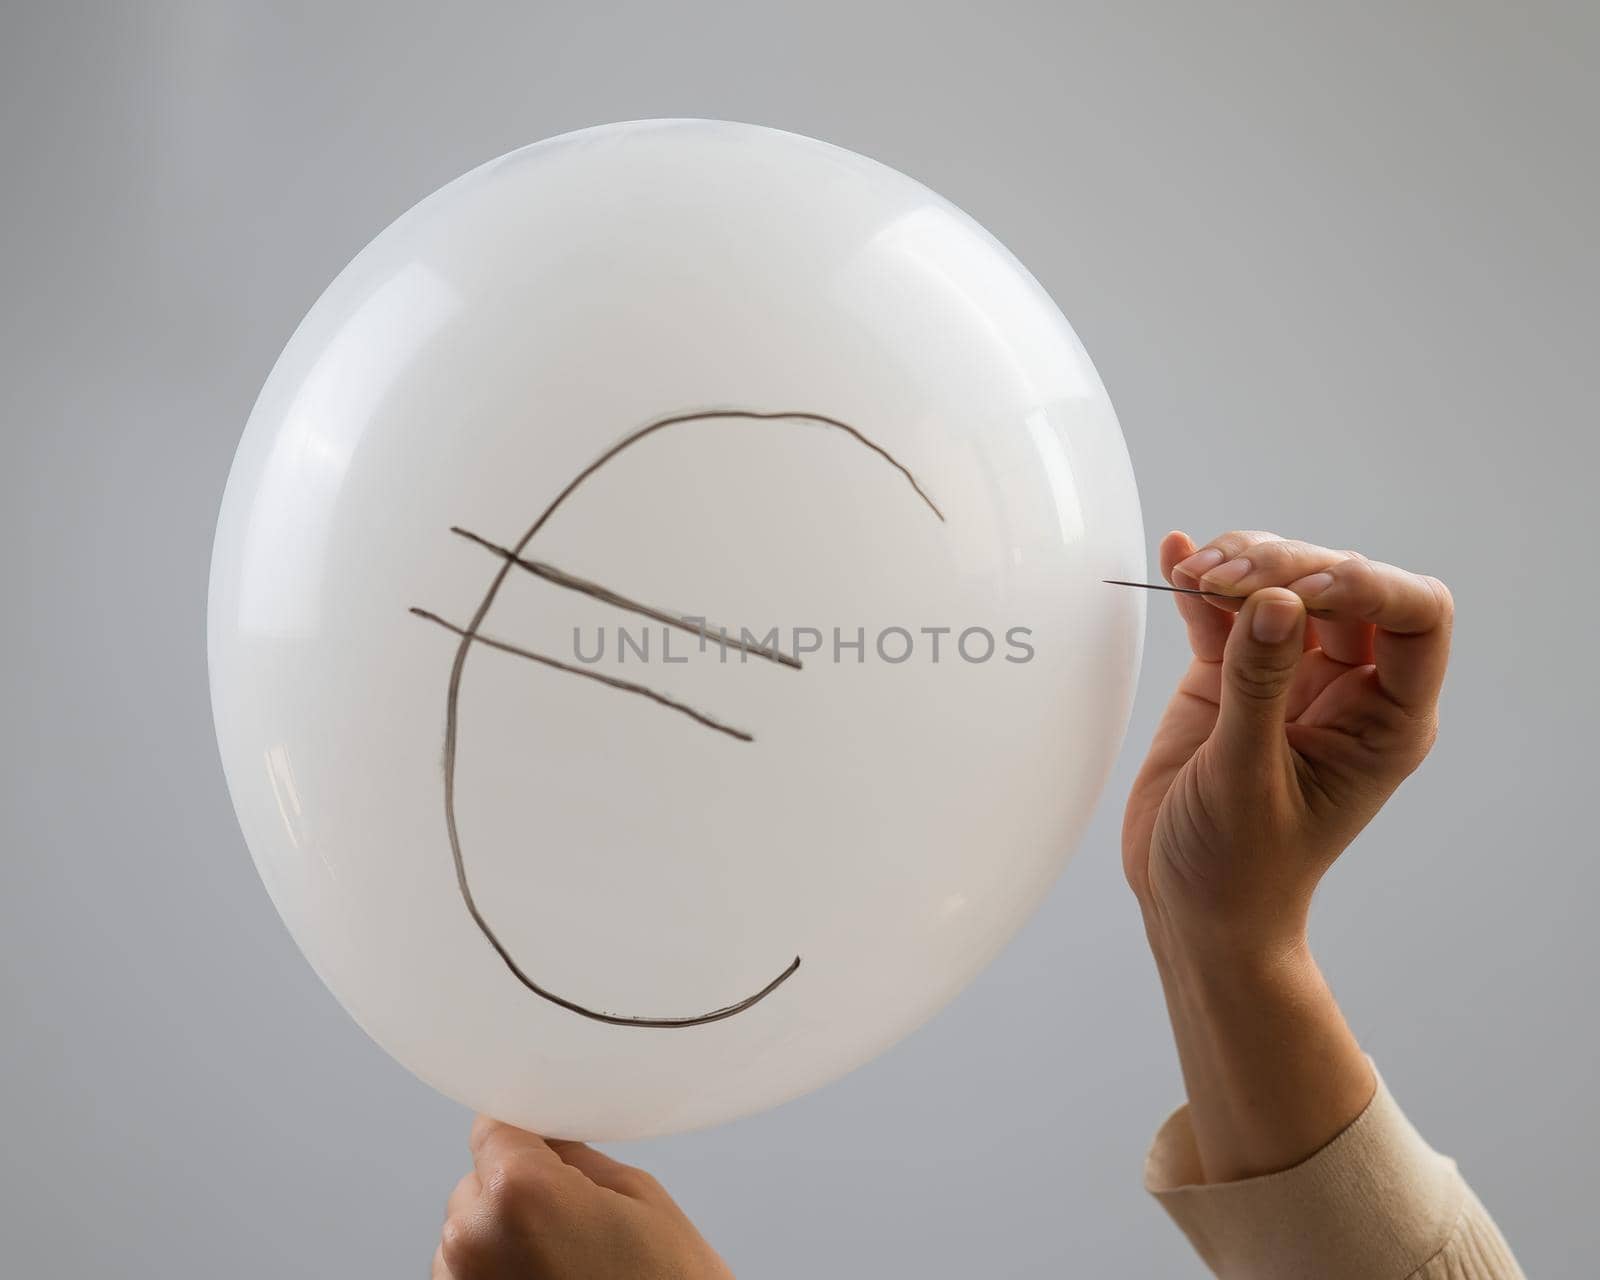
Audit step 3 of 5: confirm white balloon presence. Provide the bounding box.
[208,119,1145,1139]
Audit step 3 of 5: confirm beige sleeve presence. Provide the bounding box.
[1144,1069,1524,1280]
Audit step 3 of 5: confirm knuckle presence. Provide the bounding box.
[483,1156,552,1205]
[440,1216,488,1275]
[1227,661,1292,703]
[1212,529,1275,556]
[445,1173,479,1219]
[1248,539,1294,570]
[1336,559,1382,614]
[1255,537,1320,570]
[1340,554,1378,586]
[1412,713,1441,760]
[618,1166,662,1198]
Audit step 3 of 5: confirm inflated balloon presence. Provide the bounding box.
[208,119,1144,1139]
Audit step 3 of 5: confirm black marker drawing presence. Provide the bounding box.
[448,526,802,670]
[411,408,943,1027]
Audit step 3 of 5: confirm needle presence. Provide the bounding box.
[1103,579,1338,620]
[1103,578,1241,604]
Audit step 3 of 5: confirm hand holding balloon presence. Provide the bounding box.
[432,1116,733,1280]
[1122,529,1455,1182]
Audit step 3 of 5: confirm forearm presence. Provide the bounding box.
[1140,942,1527,1280]
[1145,914,1374,1184]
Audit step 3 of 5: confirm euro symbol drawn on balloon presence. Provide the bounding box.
[410,408,945,1029]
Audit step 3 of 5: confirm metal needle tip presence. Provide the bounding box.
[1102,578,1242,603]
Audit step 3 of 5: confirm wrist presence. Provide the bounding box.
[1140,896,1312,985]
[1143,910,1373,1183]
[1147,918,1319,1041]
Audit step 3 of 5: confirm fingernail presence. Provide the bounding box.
[1201,557,1251,588]
[1287,571,1333,599]
[1252,598,1302,643]
[1175,548,1224,579]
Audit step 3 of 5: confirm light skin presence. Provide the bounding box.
[433,528,1455,1275]
[430,1114,734,1280]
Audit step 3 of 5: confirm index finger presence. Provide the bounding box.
[1160,529,1232,662]
[469,1113,563,1180]
[1287,557,1454,709]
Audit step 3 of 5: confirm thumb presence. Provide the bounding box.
[1214,587,1306,768]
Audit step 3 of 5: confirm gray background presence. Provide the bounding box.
[3,2,1595,1275]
